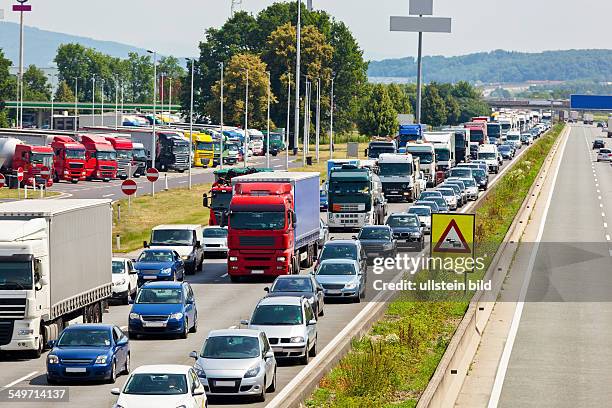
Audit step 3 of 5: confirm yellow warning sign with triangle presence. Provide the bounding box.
[430,213,475,259]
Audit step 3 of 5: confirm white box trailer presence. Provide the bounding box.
[0,199,112,357]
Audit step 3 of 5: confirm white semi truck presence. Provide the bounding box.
[377,153,422,202]
[405,142,437,187]
[423,132,455,171]
[0,200,112,358]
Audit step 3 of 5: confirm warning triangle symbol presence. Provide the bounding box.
[433,219,471,254]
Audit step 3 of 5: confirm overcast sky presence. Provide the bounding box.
[2,0,611,60]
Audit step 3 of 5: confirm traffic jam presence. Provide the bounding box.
[0,110,552,407]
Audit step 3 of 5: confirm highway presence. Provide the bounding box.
[0,134,536,408]
[486,124,612,407]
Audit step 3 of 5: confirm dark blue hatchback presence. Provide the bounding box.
[46,324,129,384]
[134,249,185,287]
[128,281,198,339]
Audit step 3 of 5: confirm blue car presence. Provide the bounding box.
[46,324,129,384]
[128,281,198,339]
[320,183,328,210]
[134,248,185,287]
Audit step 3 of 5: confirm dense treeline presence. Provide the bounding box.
[368,49,612,83]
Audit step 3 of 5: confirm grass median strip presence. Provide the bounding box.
[0,188,60,199]
[306,124,565,408]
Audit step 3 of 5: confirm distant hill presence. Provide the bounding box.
[0,21,153,67]
[368,49,612,84]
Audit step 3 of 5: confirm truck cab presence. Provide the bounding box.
[191,132,214,168]
[263,131,286,156]
[103,136,133,179]
[477,144,500,174]
[405,142,437,187]
[157,131,190,172]
[397,124,425,148]
[377,153,421,202]
[365,141,396,159]
[78,135,118,181]
[131,142,147,177]
[464,122,488,145]
[51,136,86,183]
[3,141,55,188]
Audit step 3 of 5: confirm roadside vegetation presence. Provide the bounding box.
[0,188,59,199]
[307,123,565,407]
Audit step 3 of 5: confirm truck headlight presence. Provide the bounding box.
[276,256,286,262]
[160,268,172,275]
[129,313,140,320]
[113,278,126,286]
[47,354,59,364]
[290,336,305,343]
[244,365,261,378]
[229,256,238,262]
[95,355,108,364]
[18,329,34,336]
[170,312,184,320]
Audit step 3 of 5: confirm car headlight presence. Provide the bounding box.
[307,296,315,304]
[170,312,184,320]
[181,255,190,261]
[229,256,238,262]
[382,243,393,250]
[194,366,206,378]
[95,355,108,364]
[129,312,140,320]
[276,256,286,262]
[411,232,422,238]
[160,267,172,275]
[344,282,358,290]
[244,364,261,378]
[47,354,59,364]
[290,336,305,343]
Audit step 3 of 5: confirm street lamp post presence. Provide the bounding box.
[74,78,78,131]
[100,79,105,125]
[188,59,195,189]
[294,0,302,155]
[50,73,56,130]
[330,77,334,160]
[220,62,225,170]
[244,69,249,169]
[315,77,321,162]
[91,76,96,126]
[303,79,309,166]
[147,50,158,196]
[115,78,119,129]
[286,74,291,170]
[266,71,271,168]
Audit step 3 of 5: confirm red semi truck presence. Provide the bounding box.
[51,136,87,183]
[464,122,488,145]
[0,137,54,188]
[103,136,133,179]
[226,172,320,282]
[77,135,118,181]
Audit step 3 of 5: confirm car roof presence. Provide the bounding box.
[324,239,359,246]
[361,225,390,229]
[141,248,175,253]
[319,259,359,267]
[141,281,185,289]
[257,296,304,306]
[132,365,193,375]
[274,275,310,280]
[388,212,418,218]
[152,224,200,230]
[64,324,114,331]
[112,257,129,262]
[208,328,261,338]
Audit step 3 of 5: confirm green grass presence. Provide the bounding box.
[0,188,60,199]
[305,123,565,407]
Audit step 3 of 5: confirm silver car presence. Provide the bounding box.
[314,259,366,302]
[244,296,318,365]
[190,329,276,401]
[597,148,612,162]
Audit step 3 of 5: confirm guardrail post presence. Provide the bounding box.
[117,203,121,223]
[24,184,28,199]
[39,184,44,198]
[115,234,121,250]
[164,173,169,191]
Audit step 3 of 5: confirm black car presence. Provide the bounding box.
[593,139,605,149]
[385,213,425,251]
[498,144,514,160]
[358,225,397,263]
[265,275,325,317]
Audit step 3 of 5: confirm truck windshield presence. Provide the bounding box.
[116,149,132,160]
[378,163,412,176]
[408,152,433,164]
[196,141,213,151]
[0,261,33,290]
[435,149,451,161]
[172,144,190,155]
[501,123,511,130]
[133,148,147,160]
[230,211,285,230]
[211,190,232,210]
[31,153,53,166]
[507,135,520,141]
[329,181,370,195]
[95,151,117,161]
[470,130,484,143]
[368,147,395,159]
[151,230,193,246]
[399,134,421,145]
[65,149,86,160]
[487,125,501,137]
[478,152,496,160]
[270,134,282,142]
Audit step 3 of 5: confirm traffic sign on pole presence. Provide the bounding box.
[431,213,475,257]
[121,179,137,196]
[16,167,24,182]
[0,174,5,188]
[40,166,51,180]
[146,168,159,182]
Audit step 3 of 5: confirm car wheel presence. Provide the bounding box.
[190,314,198,333]
[300,346,310,365]
[180,319,189,339]
[353,293,361,303]
[257,377,267,402]
[107,359,117,384]
[318,303,325,317]
[46,375,58,385]
[267,369,277,392]
[123,287,131,305]
[29,334,43,358]
[123,353,130,374]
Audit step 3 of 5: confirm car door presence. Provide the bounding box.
[173,251,184,279]
[126,260,138,293]
[260,333,275,384]
[304,302,316,348]
[194,228,203,266]
[188,368,206,407]
[112,326,127,367]
[311,276,324,310]
[185,284,197,324]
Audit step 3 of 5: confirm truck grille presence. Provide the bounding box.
[0,321,14,346]
[101,165,115,170]
[0,298,26,319]
[68,163,84,169]
[239,236,274,246]
[174,155,189,165]
[332,203,365,212]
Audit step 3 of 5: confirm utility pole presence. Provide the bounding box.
[244,69,249,169]
[147,50,158,192]
[294,0,302,154]
[188,61,194,189]
[14,0,31,128]
[286,73,291,170]
[91,76,96,126]
[100,79,104,125]
[330,77,334,160]
[115,78,119,129]
[266,71,271,168]
[315,78,321,162]
[220,62,225,170]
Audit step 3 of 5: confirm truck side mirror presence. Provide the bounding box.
[143,241,149,248]
[195,240,201,248]
[202,193,209,208]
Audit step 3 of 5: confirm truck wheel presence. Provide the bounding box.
[28,332,44,358]
[229,275,242,283]
[71,179,79,184]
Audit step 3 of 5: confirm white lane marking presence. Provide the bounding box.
[603,212,606,217]
[595,178,598,182]
[598,189,601,193]
[274,165,283,168]
[178,181,187,184]
[102,193,115,198]
[604,222,608,228]
[599,196,602,200]
[609,249,612,257]
[3,371,38,388]
[596,184,600,187]
[600,203,604,208]
[120,326,128,331]
[607,235,611,242]
[488,126,568,408]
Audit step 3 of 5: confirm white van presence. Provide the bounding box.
[477,144,500,174]
[506,131,522,149]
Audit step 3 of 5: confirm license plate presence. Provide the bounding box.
[327,289,342,295]
[215,380,235,387]
[143,276,157,280]
[65,367,86,373]
[251,270,264,274]
[143,321,166,327]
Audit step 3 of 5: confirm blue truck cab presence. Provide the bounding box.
[397,124,426,148]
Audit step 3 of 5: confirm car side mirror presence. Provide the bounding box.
[203,193,209,208]
[186,298,194,304]
[240,319,250,326]
[189,351,198,360]
[128,298,134,304]
[264,287,270,293]
[40,276,49,286]
[265,351,274,359]
[316,287,322,292]
[110,388,121,396]
[47,340,56,348]
[129,268,137,275]
[143,241,149,248]
[308,319,317,326]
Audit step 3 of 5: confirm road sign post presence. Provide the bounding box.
[16,166,23,199]
[40,166,50,198]
[146,168,159,197]
[121,179,137,209]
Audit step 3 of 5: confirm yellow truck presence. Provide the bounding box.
[189,131,215,167]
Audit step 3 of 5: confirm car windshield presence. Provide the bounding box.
[251,304,303,325]
[95,151,117,161]
[507,135,520,141]
[472,169,486,178]
[320,245,357,261]
[151,230,193,246]
[438,189,454,197]
[123,374,188,395]
[409,207,431,217]
[116,149,132,160]
[378,163,412,176]
[316,262,357,276]
[65,149,86,159]
[417,201,439,212]
[112,261,125,274]
[203,228,227,238]
[450,168,472,178]
[478,152,496,160]
[461,178,476,187]
[431,197,448,208]
[136,288,182,304]
[138,251,174,262]
[0,261,33,290]
[420,192,441,200]
[499,146,511,152]
[230,211,285,230]
[600,149,612,154]
[387,215,420,227]
[202,336,260,359]
[57,329,111,347]
[272,277,313,292]
[359,228,391,240]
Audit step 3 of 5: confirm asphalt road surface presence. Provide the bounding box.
[0,137,535,408]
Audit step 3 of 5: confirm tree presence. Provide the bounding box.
[208,53,277,129]
[0,49,14,127]
[127,52,153,103]
[22,65,51,101]
[55,80,76,102]
[422,84,447,126]
[386,83,412,114]
[158,56,185,107]
[357,84,398,136]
